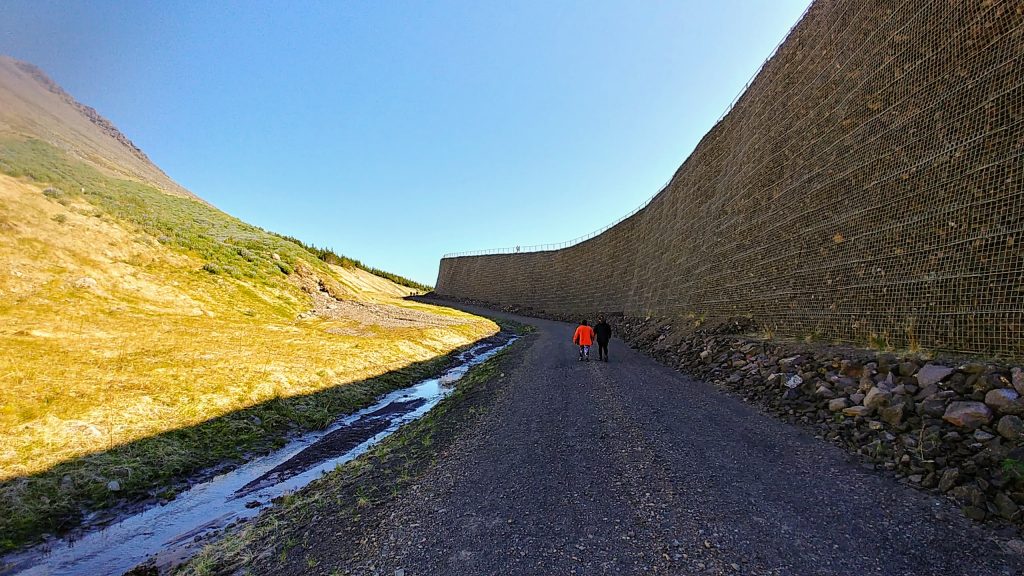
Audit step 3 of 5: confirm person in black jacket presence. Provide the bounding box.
[594,316,612,362]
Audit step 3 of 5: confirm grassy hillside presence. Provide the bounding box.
[0,137,429,292]
[0,137,495,549]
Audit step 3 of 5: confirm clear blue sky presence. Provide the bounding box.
[2,1,809,285]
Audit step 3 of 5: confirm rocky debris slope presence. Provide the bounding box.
[421,295,1024,536]
[294,263,459,328]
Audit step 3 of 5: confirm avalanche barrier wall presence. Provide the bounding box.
[436,0,1024,358]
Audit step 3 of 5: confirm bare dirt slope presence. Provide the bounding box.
[228,304,1024,575]
[327,263,420,300]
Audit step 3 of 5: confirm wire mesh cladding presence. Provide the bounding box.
[437,0,1024,359]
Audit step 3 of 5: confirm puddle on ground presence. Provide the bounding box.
[0,334,516,576]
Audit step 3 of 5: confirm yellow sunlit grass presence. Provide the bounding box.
[0,174,497,547]
[0,305,491,481]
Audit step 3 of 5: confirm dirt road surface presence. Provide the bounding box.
[257,305,1024,575]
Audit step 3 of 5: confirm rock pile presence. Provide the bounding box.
[615,315,1024,533]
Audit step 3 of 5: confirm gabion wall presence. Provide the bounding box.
[437,0,1024,358]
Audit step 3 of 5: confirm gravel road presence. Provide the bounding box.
[292,305,1024,575]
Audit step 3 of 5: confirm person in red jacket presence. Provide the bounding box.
[573,320,595,361]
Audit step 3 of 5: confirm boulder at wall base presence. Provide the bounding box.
[879,404,906,426]
[942,401,993,429]
[828,398,850,412]
[952,485,985,508]
[899,362,919,377]
[864,386,892,410]
[919,398,947,418]
[938,467,960,493]
[962,506,987,521]
[997,415,1024,441]
[994,492,1020,521]
[843,405,872,418]
[984,388,1024,416]
[916,363,955,387]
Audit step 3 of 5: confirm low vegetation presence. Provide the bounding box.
[273,233,431,293]
[0,137,430,292]
[0,136,494,549]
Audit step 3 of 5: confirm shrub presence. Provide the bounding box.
[1004,458,1024,480]
[42,187,63,199]
[202,263,221,275]
[236,247,256,262]
[52,214,67,224]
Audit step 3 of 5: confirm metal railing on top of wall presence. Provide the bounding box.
[442,1,814,260]
[442,180,667,259]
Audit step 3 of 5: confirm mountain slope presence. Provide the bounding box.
[0,56,196,201]
[0,56,495,550]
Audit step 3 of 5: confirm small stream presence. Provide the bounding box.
[1,334,516,576]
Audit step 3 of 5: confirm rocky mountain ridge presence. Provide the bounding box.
[0,55,196,200]
[11,60,153,168]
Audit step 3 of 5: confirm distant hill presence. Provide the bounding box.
[0,56,488,550]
